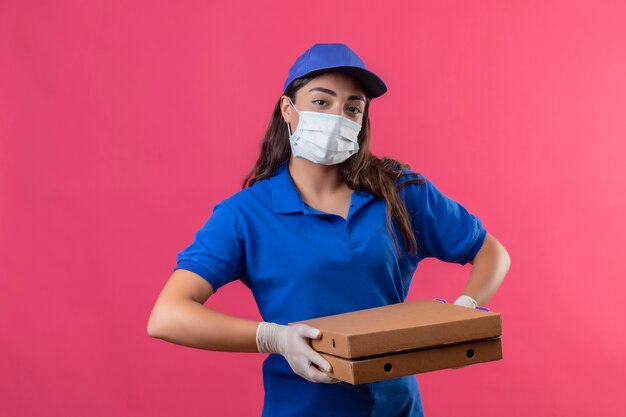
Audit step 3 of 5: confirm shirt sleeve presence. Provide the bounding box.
[406,175,487,265]
[173,201,244,293]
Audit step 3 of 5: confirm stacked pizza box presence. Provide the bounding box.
[289,299,503,385]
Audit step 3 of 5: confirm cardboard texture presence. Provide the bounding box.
[318,337,502,385]
[289,300,503,385]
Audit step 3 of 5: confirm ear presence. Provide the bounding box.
[280,95,293,124]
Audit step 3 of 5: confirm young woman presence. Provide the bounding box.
[147,43,510,417]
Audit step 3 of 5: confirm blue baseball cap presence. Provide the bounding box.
[282,43,387,99]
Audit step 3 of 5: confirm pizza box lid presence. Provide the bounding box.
[289,299,502,359]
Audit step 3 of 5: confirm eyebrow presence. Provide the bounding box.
[308,87,367,103]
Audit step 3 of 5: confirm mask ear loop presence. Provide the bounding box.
[286,96,300,137]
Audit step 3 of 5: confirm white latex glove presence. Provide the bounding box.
[453,295,478,309]
[256,322,340,384]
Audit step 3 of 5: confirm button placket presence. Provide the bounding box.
[302,191,374,249]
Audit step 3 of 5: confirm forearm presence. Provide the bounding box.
[463,233,510,306]
[148,300,260,353]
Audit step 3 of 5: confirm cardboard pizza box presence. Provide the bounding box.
[318,337,502,385]
[289,299,502,359]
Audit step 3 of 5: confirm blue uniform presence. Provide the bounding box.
[174,161,487,417]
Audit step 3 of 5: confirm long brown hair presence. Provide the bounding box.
[243,74,425,257]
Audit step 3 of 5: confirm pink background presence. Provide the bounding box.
[2,1,625,416]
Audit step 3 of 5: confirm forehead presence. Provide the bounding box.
[298,72,367,97]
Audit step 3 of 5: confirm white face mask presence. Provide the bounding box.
[286,97,362,165]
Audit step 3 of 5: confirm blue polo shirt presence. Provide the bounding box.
[174,161,486,417]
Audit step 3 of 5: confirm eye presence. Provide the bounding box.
[347,106,362,114]
[312,99,326,106]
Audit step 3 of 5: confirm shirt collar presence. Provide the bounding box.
[270,162,306,213]
[269,161,375,214]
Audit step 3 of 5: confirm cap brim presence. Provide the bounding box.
[291,66,388,99]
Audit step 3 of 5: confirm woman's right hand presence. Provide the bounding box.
[256,322,340,384]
